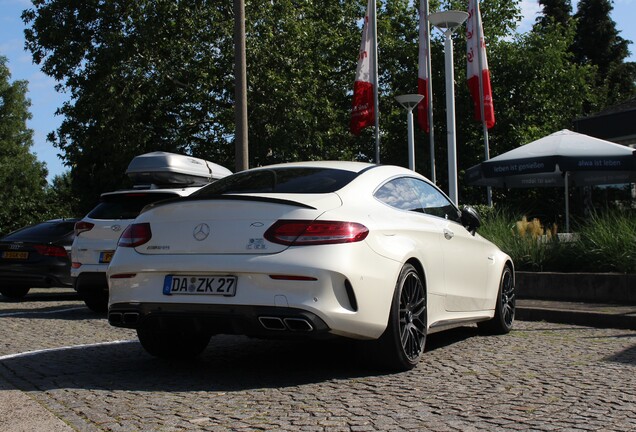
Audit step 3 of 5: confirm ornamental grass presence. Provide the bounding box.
[476,207,635,273]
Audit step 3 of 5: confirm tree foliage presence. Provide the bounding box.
[0,56,54,235]
[571,0,636,105]
[535,0,572,29]
[23,0,237,214]
[18,0,636,223]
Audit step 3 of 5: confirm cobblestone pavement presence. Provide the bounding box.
[1,288,635,431]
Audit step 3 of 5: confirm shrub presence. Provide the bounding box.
[476,206,635,273]
[570,210,636,273]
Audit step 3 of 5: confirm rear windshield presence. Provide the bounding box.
[3,221,76,242]
[193,168,358,197]
[88,192,180,220]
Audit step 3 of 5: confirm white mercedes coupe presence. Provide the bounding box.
[107,161,515,371]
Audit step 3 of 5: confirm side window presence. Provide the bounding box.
[374,178,424,212]
[375,177,460,222]
[412,179,461,222]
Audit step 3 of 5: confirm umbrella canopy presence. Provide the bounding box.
[466,129,636,188]
[465,129,636,232]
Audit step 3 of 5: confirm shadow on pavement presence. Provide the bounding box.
[0,290,80,303]
[0,306,101,321]
[0,327,479,393]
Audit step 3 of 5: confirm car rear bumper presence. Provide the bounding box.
[107,243,401,339]
[0,270,72,288]
[71,263,109,278]
[108,302,334,339]
[73,272,109,293]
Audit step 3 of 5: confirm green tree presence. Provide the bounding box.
[22,1,372,212]
[535,0,572,29]
[44,172,80,218]
[571,0,635,105]
[23,0,237,214]
[22,0,605,219]
[0,56,51,235]
[243,0,365,166]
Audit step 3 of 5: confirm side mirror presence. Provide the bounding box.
[461,206,481,236]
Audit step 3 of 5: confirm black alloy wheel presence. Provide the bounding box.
[478,265,515,334]
[376,263,427,371]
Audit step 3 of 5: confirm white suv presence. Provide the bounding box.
[72,152,231,312]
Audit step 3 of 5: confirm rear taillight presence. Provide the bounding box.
[118,223,152,247]
[264,220,369,246]
[74,221,95,236]
[34,245,68,257]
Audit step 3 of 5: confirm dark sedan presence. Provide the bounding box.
[0,218,79,299]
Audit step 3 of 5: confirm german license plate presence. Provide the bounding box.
[163,275,237,296]
[99,251,114,263]
[2,251,28,259]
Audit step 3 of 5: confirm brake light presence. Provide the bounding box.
[118,223,152,247]
[74,221,94,236]
[110,273,137,279]
[264,220,369,246]
[34,245,68,257]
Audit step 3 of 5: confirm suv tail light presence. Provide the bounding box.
[74,221,95,236]
[264,220,369,246]
[118,223,152,247]
[34,245,68,257]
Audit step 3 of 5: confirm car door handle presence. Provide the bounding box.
[443,229,454,240]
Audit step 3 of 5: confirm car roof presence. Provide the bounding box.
[253,160,377,173]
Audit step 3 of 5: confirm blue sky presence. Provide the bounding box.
[1,0,635,183]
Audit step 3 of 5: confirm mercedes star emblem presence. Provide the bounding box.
[193,223,210,241]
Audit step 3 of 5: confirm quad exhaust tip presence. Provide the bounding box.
[108,312,140,326]
[258,316,313,332]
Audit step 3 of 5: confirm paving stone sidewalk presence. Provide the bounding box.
[1,288,635,431]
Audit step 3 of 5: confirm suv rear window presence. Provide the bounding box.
[193,168,358,196]
[3,220,77,242]
[87,192,180,220]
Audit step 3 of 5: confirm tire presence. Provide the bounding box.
[478,265,515,335]
[375,263,427,371]
[81,290,109,313]
[0,286,30,299]
[137,326,211,360]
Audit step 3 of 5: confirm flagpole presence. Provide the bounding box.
[372,0,380,164]
[475,0,492,206]
[423,0,436,183]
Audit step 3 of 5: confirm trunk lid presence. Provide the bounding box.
[134,194,342,255]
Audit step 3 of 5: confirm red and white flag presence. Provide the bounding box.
[467,0,495,129]
[350,0,375,136]
[417,0,431,133]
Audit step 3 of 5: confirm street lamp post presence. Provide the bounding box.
[429,11,468,205]
[395,94,424,171]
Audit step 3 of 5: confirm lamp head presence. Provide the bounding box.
[429,11,469,31]
[395,94,424,110]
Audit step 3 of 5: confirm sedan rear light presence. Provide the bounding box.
[34,245,68,257]
[110,273,137,279]
[264,220,369,246]
[118,223,152,247]
[74,221,95,236]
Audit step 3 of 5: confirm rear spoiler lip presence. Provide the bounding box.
[140,194,317,214]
